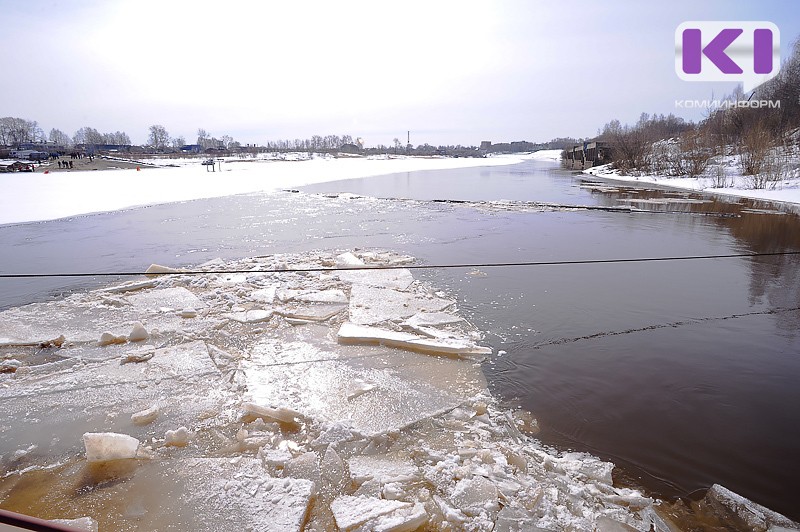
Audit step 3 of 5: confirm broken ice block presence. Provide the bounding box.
[164,427,191,447]
[225,309,273,324]
[145,263,183,276]
[451,476,500,517]
[128,322,149,342]
[131,404,159,426]
[285,451,321,485]
[337,322,492,357]
[704,484,799,531]
[335,252,365,267]
[241,402,303,425]
[330,495,412,531]
[83,432,140,462]
[348,285,453,325]
[98,332,127,346]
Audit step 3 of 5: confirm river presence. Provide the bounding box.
[1,158,799,521]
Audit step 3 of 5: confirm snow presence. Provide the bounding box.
[584,156,800,206]
[0,155,523,226]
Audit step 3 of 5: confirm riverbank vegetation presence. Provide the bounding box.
[589,38,800,189]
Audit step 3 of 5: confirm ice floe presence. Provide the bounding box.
[1,249,795,530]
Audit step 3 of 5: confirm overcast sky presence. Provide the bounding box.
[2,0,799,147]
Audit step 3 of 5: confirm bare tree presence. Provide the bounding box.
[171,135,186,149]
[49,128,71,147]
[0,117,42,145]
[197,128,209,147]
[148,124,169,150]
[74,126,103,146]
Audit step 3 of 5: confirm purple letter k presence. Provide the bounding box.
[683,28,743,74]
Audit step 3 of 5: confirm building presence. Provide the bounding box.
[563,141,612,169]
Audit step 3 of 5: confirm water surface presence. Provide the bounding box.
[2,159,799,520]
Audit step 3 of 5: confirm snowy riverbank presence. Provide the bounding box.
[0,154,526,226]
[583,155,800,206]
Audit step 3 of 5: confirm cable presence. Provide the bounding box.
[0,251,798,279]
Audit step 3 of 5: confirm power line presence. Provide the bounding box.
[1,251,798,279]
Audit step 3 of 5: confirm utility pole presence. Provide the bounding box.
[407,131,410,154]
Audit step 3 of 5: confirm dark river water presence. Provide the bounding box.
[2,159,799,520]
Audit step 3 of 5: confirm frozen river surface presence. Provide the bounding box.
[1,158,800,527]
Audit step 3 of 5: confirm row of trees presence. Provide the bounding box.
[261,134,358,152]
[0,117,45,145]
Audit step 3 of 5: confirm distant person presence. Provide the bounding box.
[69,160,73,169]
[57,161,62,169]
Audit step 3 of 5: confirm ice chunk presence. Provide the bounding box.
[320,446,347,495]
[144,263,184,276]
[225,309,273,324]
[276,304,346,322]
[704,484,799,531]
[368,502,428,532]
[285,451,320,485]
[241,402,303,425]
[128,287,204,312]
[98,332,127,346]
[338,322,492,357]
[335,252,365,267]
[128,321,149,342]
[260,448,293,468]
[330,495,412,531]
[103,279,157,293]
[348,285,453,325]
[402,312,465,328]
[348,456,418,485]
[594,516,639,531]
[179,308,198,318]
[451,476,500,517]
[251,286,277,304]
[176,457,314,532]
[164,427,191,447]
[338,268,415,290]
[131,404,159,425]
[277,289,348,304]
[48,516,98,532]
[494,505,537,532]
[83,432,140,462]
[560,452,614,485]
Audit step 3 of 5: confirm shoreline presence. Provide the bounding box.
[0,154,526,227]
[582,164,800,211]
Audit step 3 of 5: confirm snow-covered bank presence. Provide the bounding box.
[0,155,524,226]
[584,157,800,206]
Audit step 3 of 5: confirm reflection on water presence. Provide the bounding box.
[2,161,800,521]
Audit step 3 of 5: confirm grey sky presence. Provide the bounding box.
[3,0,799,147]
